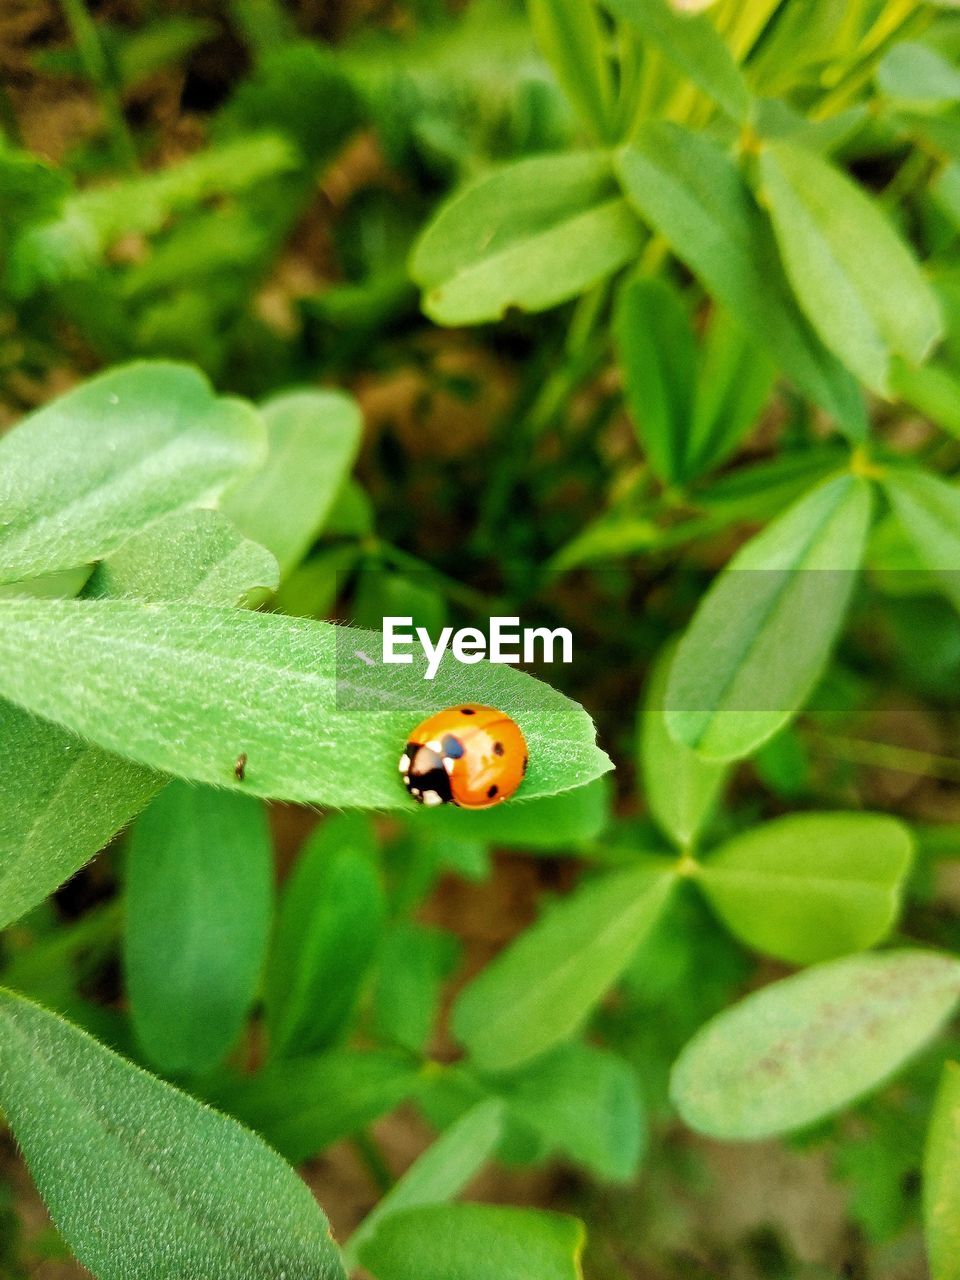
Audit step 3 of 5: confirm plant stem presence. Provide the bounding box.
[814,733,960,785]
[352,1130,394,1195]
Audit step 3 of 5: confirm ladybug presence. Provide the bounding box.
[399,704,528,809]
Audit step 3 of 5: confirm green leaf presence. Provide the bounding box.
[223,389,363,578]
[877,42,960,110]
[452,861,676,1072]
[616,125,865,435]
[0,988,345,1280]
[85,508,279,605]
[373,923,459,1053]
[344,1099,504,1268]
[613,275,696,484]
[665,474,872,761]
[492,1041,645,1182]
[265,814,384,1058]
[125,782,274,1075]
[0,599,612,807]
[528,0,615,140]
[671,950,960,1140]
[698,811,914,965]
[210,1050,422,1163]
[758,140,943,394]
[410,152,643,325]
[602,0,751,122]
[884,468,960,611]
[0,362,265,585]
[639,642,730,849]
[407,778,610,850]
[358,1204,585,1280]
[925,1061,960,1280]
[0,512,277,932]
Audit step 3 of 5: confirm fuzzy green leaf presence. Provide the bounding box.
[0,362,265,585]
[223,389,363,578]
[453,861,676,1072]
[671,950,960,1140]
[758,141,943,394]
[698,811,914,965]
[0,599,611,808]
[411,153,643,325]
[125,782,274,1075]
[665,474,872,761]
[407,778,610,850]
[358,1204,585,1280]
[0,989,345,1280]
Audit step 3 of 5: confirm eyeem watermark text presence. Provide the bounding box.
[383,616,573,680]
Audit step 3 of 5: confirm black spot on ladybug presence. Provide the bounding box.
[487,784,498,798]
[460,707,476,715]
[522,755,529,775]
[493,741,504,756]
[441,734,465,759]
[234,752,247,782]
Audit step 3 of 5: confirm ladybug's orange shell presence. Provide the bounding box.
[405,704,527,809]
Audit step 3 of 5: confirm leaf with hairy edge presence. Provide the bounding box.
[358,1204,585,1280]
[615,125,865,436]
[411,153,642,325]
[452,861,676,1072]
[0,988,346,1280]
[0,362,265,585]
[665,474,872,761]
[0,513,277,932]
[0,600,612,808]
[671,950,960,1140]
[698,811,913,965]
[223,389,363,578]
[125,782,274,1075]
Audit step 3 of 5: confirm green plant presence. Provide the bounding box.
[2,1,960,1277]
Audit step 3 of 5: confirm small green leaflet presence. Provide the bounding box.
[925,1062,960,1280]
[671,950,960,1140]
[883,468,960,612]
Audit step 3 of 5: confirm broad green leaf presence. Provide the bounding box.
[373,923,459,1053]
[266,814,384,1058]
[528,0,615,140]
[407,778,610,850]
[223,389,363,578]
[452,861,676,1072]
[492,1041,645,1182]
[925,1061,960,1280]
[603,0,751,122]
[210,1050,422,1163]
[687,307,775,477]
[410,153,643,325]
[0,362,265,585]
[671,950,960,1140]
[613,275,696,484]
[665,474,872,761]
[125,782,273,1075]
[639,643,730,849]
[0,989,345,1280]
[877,42,960,109]
[758,141,943,394]
[884,468,960,611]
[358,1204,584,1280]
[0,514,276,931]
[85,508,279,604]
[0,600,612,808]
[616,125,865,435]
[344,1099,504,1268]
[698,812,914,965]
